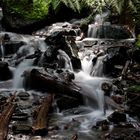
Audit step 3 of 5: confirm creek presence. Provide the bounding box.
[0,21,139,140]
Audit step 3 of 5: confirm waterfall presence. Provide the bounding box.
[74,71,108,112]
[57,49,73,70]
[13,59,34,89]
[91,55,106,77]
[81,49,106,77]
[81,53,96,75]
[88,24,98,38]
[0,41,4,61]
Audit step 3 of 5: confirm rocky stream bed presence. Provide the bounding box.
[0,21,140,140]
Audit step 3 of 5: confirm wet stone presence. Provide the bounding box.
[57,96,82,112]
[17,92,30,100]
[93,119,109,131]
[12,124,32,134]
[109,128,140,140]
[48,125,59,131]
[108,111,126,124]
[0,61,12,80]
[12,112,29,121]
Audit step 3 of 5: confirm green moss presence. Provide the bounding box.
[127,85,140,92]
[5,0,50,21]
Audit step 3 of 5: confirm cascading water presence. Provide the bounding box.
[91,55,106,77]
[57,49,73,70]
[80,49,106,77]
[81,51,96,75]
[0,40,4,61]
[74,71,107,112]
[13,59,34,89]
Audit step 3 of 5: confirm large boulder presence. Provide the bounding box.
[0,61,12,80]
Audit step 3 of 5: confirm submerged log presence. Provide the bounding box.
[23,69,82,99]
[32,94,53,135]
[0,93,16,140]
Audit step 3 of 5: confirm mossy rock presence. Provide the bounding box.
[127,85,140,93]
[3,0,50,21]
[1,0,50,32]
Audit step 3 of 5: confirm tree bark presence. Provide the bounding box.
[0,93,16,140]
[23,69,82,99]
[32,94,53,135]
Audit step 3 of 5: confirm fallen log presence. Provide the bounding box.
[0,93,16,140]
[23,69,82,99]
[32,94,53,136]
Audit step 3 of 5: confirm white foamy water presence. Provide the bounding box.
[0,41,4,61]
[91,55,107,77]
[74,71,110,111]
[13,59,34,88]
[57,49,73,70]
[81,53,96,75]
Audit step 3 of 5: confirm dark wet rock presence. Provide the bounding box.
[101,82,112,93]
[0,96,7,104]
[126,91,140,117]
[44,31,73,56]
[3,41,25,56]
[88,24,134,39]
[12,124,32,134]
[0,61,12,80]
[57,96,83,112]
[42,30,81,70]
[104,46,129,77]
[12,112,29,121]
[115,122,134,128]
[48,125,59,131]
[108,111,126,124]
[109,128,140,140]
[17,92,30,100]
[34,22,80,37]
[93,119,109,131]
[71,56,82,70]
[111,94,124,104]
[131,48,140,64]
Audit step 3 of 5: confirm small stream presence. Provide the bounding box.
[0,22,139,140]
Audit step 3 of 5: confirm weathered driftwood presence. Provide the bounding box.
[122,60,130,77]
[32,94,53,135]
[23,69,82,99]
[0,93,16,140]
[71,134,78,140]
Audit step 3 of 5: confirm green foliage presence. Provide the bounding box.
[80,12,95,31]
[51,0,88,13]
[5,0,50,21]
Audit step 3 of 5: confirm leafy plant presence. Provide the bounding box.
[5,0,50,20]
[50,0,89,13]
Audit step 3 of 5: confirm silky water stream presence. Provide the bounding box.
[0,35,115,140]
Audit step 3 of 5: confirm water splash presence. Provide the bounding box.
[91,55,106,77]
[80,50,106,77]
[74,71,109,112]
[81,52,96,75]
